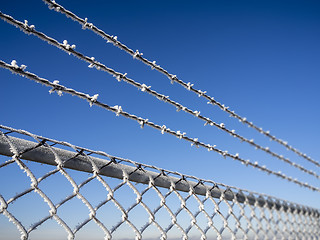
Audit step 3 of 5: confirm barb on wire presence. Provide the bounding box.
[0,12,318,182]
[1,59,319,193]
[41,0,319,168]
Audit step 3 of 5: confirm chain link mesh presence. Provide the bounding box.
[0,125,319,240]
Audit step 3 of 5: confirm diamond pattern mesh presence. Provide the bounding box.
[0,126,319,240]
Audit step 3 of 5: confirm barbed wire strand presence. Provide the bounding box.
[1,59,319,193]
[0,12,319,182]
[40,0,319,169]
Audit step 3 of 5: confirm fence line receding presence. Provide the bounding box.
[0,125,319,240]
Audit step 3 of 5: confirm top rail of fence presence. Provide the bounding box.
[0,125,318,217]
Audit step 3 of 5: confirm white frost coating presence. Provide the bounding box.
[176,131,186,139]
[133,50,143,59]
[151,61,157,70]
[2,56,320,189]
[207,97,215,105]
[170,75,177,84]
[88,57,95,68]
[222,151,228,157]
[107,35,117,43]
[1,124,320,239]
[198,90,207,97]
[203,120,210,126]
[113,105,122,116]
[82,17,93,29]
[191,138,199,147]
[2,210,28,240]
[222,104,229,111]
[2,13,313,177]
[160,95,169,101]
[10,60,27,70]
[186,82,194,90]
[62,40,75,50]
[177,106,186,112]
[89,94,99,107]
[140,84,151,92]
[161,125,166,134]
[10,60,19,69]
[115,72,127,82]
[20,64,27,71]
[194,110,200,117]
[17,2,318,168]
[49,80,63,96]
[139,119,148,129]
[23,20,34,29]
[207,144,214,151]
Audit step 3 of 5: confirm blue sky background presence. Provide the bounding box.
[1,0,320,239]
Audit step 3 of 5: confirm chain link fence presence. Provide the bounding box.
[0,125,319,240]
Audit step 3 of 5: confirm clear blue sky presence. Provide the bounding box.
[1,0,320,239]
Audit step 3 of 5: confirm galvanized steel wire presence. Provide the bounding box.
[0,11,319,184]
[1,4,320,239]
[0,125,319,240]
[41,0,320,169]
[1,59,319,192]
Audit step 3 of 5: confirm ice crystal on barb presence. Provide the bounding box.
[198,90,206,97]
[113,105,122,116]
[88,57,95,68]
[191,138,199,147]
[176,131,186,139]
[161,125,166,134]
[140,84,151,92]
[186,82,194,90]
[151,61,157,70]
[170,75,177,84]
[133,50,143,59]
[20,65,27,71]
[49,80,63,96]
[23,20,35,30]
[115,73,127,82]
[139,119,148,129]
[10,60,19,69]
[89,94,99,107]
[82,17,93,29]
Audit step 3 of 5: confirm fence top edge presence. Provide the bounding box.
[0,124,319,215]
